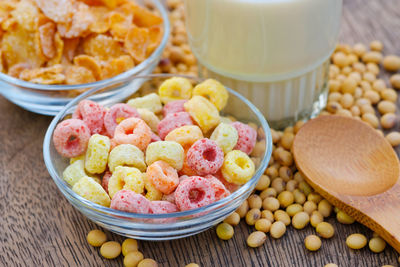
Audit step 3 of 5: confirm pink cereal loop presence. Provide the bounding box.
[146,161,179,194]
[205,175,230,201]
[114,117,152,150]
[72,100,106,134]
[187,138,224,175]
[53,119,91,158]
[163,100,187,117]
[231,122,257,155]
[157,112,193,140]
[175,176,216,211]
[110,189,151,214]
[104,103,140,137]
[102,171,112,194]
[150,201,179,214]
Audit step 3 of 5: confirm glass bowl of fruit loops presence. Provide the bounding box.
[43,74,272,240]
[0,0,169,115]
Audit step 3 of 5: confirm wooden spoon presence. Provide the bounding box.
[293,115,400,252]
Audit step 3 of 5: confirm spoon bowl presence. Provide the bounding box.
[293,115,400,252]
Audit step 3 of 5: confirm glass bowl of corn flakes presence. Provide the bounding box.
[0,0,170,115]
[43,74,273,240]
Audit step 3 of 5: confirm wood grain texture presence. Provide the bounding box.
[293,115,400,253]
[1,0,400,266]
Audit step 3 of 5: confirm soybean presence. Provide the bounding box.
[304,235,322,251]
[247,231,267,248]
[346,233,367,249]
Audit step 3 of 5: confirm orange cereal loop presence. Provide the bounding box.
[165,125,204,148]
[146,160,179,194]
[124,27,150,63]
[179,148,198,176]
[114,117,152,151]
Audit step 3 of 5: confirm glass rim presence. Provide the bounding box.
[43,73,273,220]
[0,0,170,92]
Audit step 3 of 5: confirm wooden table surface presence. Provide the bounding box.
[1,0,400,266]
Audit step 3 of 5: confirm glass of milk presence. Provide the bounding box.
[184,0,343,129]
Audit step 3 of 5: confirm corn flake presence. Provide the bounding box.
[38,22,56,58]
[48,33,64,65]
[65,65,96,85]
[8,63,31,78]
[89,6,110,34]
[1,24,44,69]
[57,2,94,38]
[147,24,162,55]
[124,26,150,63]
[125,2,163,28]
[73,55,102,80]
[35,0,74,23]
[109,11,132,42]
[20,64,65,84]
[63,38,80,63]
[83,34,123,60]
[102,55,134,79]
[11,0,40,32]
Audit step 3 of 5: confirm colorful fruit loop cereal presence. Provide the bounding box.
[0,0,163,85]
[187,139,224,175]
[72,176,110,207]
[184,96,220,133]
[113,117,152,150]
[53,119,91,158]
[221,150,255,185]
[158,77,193,104]
[143,173,163,201]
[108,144,146,172]
[163,100,187,117]
[108,166,144,198]
[85,134,111,174]
[192,79,228,111]
[145,141,184,170]
[104,104,140,137]
[73,100,106,135]
[231,121,257,155]
[54,77,262,215]
[164,125,203,148]
[110,189,151,214]
[175,176,216,211]
[146,160,179,194]
[210,123,239,154]
[157,111,193,140]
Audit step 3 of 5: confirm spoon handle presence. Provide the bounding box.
[356,182,400,253]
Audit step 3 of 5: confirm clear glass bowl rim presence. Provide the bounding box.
[0,0,170,91]
[43,73,273,220]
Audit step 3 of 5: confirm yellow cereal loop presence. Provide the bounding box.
[192,79,229,111]
[221,150,255,185]
[85,134,111,174]
[108,144,146,172]
[210,123,239,154]
[63,159,86,186]
[143,173,163,201]
[108,166,144,198]
[164,125,203,148]
[184,96,220,133]
[127,93,162,113]
[145,141,184,170]
[137,108,160,133]
[70,154,85,164]
[72,176,111,207]
[158,77,193,104]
